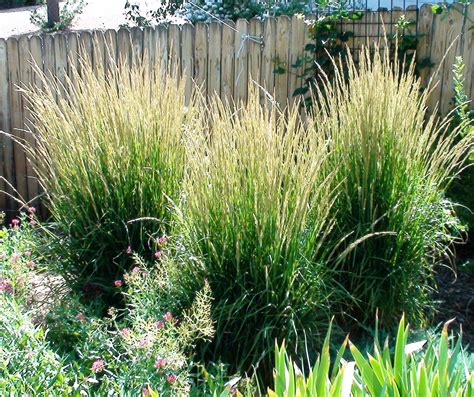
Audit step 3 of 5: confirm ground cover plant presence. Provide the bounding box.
[25,56,198,288]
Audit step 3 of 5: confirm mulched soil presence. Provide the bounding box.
[434,242,474,348]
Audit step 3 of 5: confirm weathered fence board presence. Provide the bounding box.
[0,4,472,212]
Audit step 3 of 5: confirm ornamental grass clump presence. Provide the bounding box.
[179,87,341,373]
[311,47,472,326]
[24,55,197,284]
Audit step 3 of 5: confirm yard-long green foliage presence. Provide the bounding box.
[310,47,472,326]
[269,316,474,396]
[179,88,342,374]
[25,56,196,284]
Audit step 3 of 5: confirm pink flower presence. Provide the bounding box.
[163,312,173,322]
[29,220,36,227]
[0,252,6,260]
[167,373,177,384]
[139,337,149,347]
[0,278,12,294]
[132,266,140,273]
[91,358,105,373]
[76,312,86,321]
[154,357,167,368]
[10,253,20,263]
[119,328,131,338]
[11,218,20,227]
[28,207,36,214]
[24,251,31,257]
[158,235,168,245]
[155,320,164,329]
[26,260,36,268]
[142,386,152,396]
[154,251,162,259]
[114,280,122,287]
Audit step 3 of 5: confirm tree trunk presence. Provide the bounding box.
[47,0,60,28]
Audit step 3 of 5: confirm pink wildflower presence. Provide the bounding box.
[163,312,173,322]
[28,207,36,214]
[10,252,20,263]
[154,357,167,368]
[155,320,164,329]
[132,266,140,274]
[126,246,132,255]
[142,386,152,396]
[76,312,86,321]
[114,280,123,287]
[0,278,12,294]
[91,358,105,373]
[119,328,131,338]
[29,220,36,227]
[26,260,36,268]
[0,252,6,260]
[11,218,20,227]
[139,337,149,347]
[154,251,162,259]
[158,235,168,245]
[24,251,31,257]
[167,374,177,385]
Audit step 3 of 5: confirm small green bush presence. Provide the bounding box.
[268,316,474,396]
[25,56,197,286]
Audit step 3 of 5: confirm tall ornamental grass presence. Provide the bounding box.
[179,88,342,373]
[311,47,472,326]
[25,57,196,284]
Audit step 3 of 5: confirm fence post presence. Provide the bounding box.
[47,0,60,28]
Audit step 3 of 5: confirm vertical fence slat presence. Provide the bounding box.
[0,39,11,211]
[221,20,235,101]
[27,35,42,206]
[288,16,304,106]
[181,24,194,104]
[143,26,156,67]
[274,16,290,106]
[92,30,106,73]
[168,24,180,75]
[194,23,208,94]
[248,18,262,88]
[234,19,249,103]
[104,29,118,71]
[18,36,35,203]
[7,37,27,203]
[117,27,131,67]
[262,18,276,97]
[208,22,222,96]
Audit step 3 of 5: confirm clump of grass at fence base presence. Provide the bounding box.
[311,47,472,327]
[24,56,197,288]
[177,87,346,376]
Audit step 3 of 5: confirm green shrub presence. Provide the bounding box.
[25,56,197,287]
[178,88,342,374]
[268,316,474,396]
[311,48,472,326]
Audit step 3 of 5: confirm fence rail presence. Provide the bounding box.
[0,3,473,212]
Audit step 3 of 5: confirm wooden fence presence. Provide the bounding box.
[0,3,473,212]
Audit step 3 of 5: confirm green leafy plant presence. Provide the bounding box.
[24,55,198,288]
[30,0,86,32]
[311,46,471,327]
[286,3,363,107]
[268,316,474,396]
